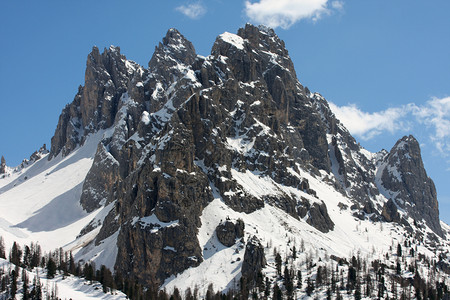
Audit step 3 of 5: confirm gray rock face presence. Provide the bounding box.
[79,143,120,213]
[381,199,400,223]
[312,94,380,205]
[297,198,335,233]
[50,46,140,159]
[0,156,5,174]
[379,135,443,237]
[241,235,266,286]
[216,219,244,247]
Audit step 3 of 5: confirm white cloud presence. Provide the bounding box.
[409,97,450,153]
[176,2,207,19]
[329,96,450,155]
[244,0,342,29]
[331,1,344,11]
[328,102,409,140]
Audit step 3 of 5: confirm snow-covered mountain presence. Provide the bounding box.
[1,24,449,299]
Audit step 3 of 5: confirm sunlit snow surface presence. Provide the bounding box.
[0,132,105,253]
[218,32,245,50]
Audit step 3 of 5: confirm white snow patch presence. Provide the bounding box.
[230,169,280,198]
[218,32,245,50]
[138,214,180,233]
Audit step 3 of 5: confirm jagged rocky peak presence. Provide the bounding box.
[210,23,298,85]
[241,235,266,287]
[238,23,297,77]
[81,45,133,131]
[149,28,196,69]
[380,135,443,237]
[49,45,140,159]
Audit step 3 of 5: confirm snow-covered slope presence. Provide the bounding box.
[0,132,107,253]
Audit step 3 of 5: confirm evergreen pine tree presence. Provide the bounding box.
[297,270,302,288]
[347,266,357,291]
[10,267,18,298]
[83,263,94,282]
[185,287,194,300]
[31,242,42,269]
[0,236,5,259]
[354,280,361,300]
[326,288,332,300]
[275,253,282,277]
[69,252,76,274]
[306,278,315,296]
[336,288,342,300]
[265,277,270,298]
[101,266,113,293]
[283,266,294,298]
[31,271,42,300]
[10,242,22,266]
[22,268,29,300]
[172,287,182,300]
[272,284,282,300]
[23,245,31,269]
[47,257,57,279]
[206,283,214,300]
[365,274,372,297]
[316,266,323,287]
[239,276,249,299]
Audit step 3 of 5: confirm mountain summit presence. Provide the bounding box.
[0,24,448,298]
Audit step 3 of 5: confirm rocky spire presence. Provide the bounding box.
[149,28,197,69]
[380,135,443,237]
[0,156,6,174]
[49,45,139,159]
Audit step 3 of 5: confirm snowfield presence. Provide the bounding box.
[0,132,105,253]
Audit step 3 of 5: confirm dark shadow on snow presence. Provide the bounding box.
[15,182,87,232]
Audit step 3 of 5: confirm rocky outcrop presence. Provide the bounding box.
[216,219,244,247]
[17,145,50,171]
[380,135,443,237]
[241,236,266,287]
[29,144,48,162]
[0,156,5,174]
[297,198,335,233]
[381,199,400,223]
[80,143,120,213]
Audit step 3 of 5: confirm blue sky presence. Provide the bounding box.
[1,0,449,223]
